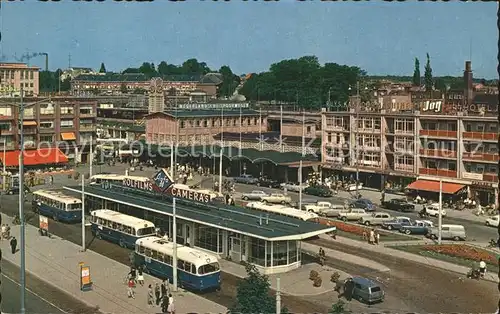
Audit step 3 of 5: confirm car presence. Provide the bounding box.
[380,198,415,212]
[260,193,292,205]
[427,224,466,241]
[302,201,346,216]
[304,185,333,197]
[280,182,309,193]
[256,177,281,188]
[359,212,393,226]
[485,215,499,228]
[6,186,20,195]
[233,174,259,185]
[424,204,447,217]
[399,220,433,235]
[241,190,268,201]
[346,183,364,192]
[381,217,412,231]
[338,208,371,222]
[351,198,375,212]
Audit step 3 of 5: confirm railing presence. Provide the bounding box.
[324,125,348,132]
[462,132,498,141]
[462,152,499,162]
[0,115,13,120]
[357,128,381,133]
[394,129,414,135]
[419,168,457,178]
[79,125,96,132]
[483,173,499,183]
[419,130,457,138]
[419,148,457,158]
[393,164,414,172]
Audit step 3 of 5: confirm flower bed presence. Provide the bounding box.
[316,218,368,236]
[314,218,413,241]
[421,244,498,266]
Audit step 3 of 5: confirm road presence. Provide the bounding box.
[1,260,99,314]
[214,181,498,243]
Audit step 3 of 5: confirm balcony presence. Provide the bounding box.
[462,152,499,162]
[483,173,499,183]
[394,129,414,136]
[0,115,13,121]
[79,112,95,118]
[325,125,349,132]
[419,168,457,178]
[393,164,414,172]
[39,127,55,134]
[419,130,457,138]
[358,128,381,134]
[462,132,497,141]
[19,128,37,135]
[419,148,457,159]
[79,125,96,132]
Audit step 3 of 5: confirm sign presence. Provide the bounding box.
[177,102,249,110]
[80,264,93,291]
[122,177,153,192]
[152,169,174,192]
[463,172,483,181]
[472,181,493,188]
[421,100,443,113]
[170,186,211,203]
[39,215,48,231]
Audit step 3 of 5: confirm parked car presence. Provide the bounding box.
[359,212,393,226]
[304,185,333,197]
[280,182,309,193]
[399,220,433,235]
[485,215,499,228]
[338,277,384,304]
[346,183,364,192]
[256,177,281,188]
[381,216,412,231]
[233,174,259,185]
[380,198,415,212]
[261,193,292,205]
[338,208,370,222]
[241,190,268,201]
[424,204,447,217]
[302,202,347,217]
[427,224,466,241]
[351,198,375,212]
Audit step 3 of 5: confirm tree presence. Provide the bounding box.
[412,58,421,86]
[329,300,352,314]
[218,65,240,98]
[99,62,106,73]
[229,263,277,314]
[138,62,157,78]
[424,53,433,92]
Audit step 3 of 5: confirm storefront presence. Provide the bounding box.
[469,181,498,207]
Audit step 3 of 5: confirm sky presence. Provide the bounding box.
[1,1,497,78]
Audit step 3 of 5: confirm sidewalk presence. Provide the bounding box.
[315,234,498,283]
[0,214,227,314]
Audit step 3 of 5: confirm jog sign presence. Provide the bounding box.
[80,263,93,291]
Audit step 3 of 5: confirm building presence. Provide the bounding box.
[0,97,97,166]
[64,170,335,274]
[0,63,40,97]
[60,67,98,81]
[148,78,165,113]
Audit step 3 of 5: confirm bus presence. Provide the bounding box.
[89,209,156,249]
[32,190,82,223]
[134,236,221,291]
[246,202,319,221]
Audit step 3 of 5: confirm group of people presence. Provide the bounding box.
[362,229,380,245]
[335,277,355,301]
[126,267,175,313]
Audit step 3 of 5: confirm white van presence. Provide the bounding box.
[428,224,466,241]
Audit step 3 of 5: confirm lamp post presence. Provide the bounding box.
[348,82,368,197]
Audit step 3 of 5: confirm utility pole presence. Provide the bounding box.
[275,277,281,314]
[218,108,223,195]
[2,138,5,191]
[81,175,86,252]
[354,82,360,197]
[438,179,443,244]
[18,86,26,314]
[89,135,93,178]
[172,198,178,291]
[279,105,283,152]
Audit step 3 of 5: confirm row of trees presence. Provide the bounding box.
[230,263,350,314]
[238,56,366,109]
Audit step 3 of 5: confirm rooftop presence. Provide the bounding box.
[64,185,333,241]
[148,109,265,119]
[73,73,207,83]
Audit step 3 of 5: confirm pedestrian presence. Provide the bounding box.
[155,282,161,306]
[127,278,135,299]
[147,284,154,306]
[161,279,168,299]
[369,229,375,245]
[10,236,17,254]
[137,268,144,286]
[374,230,380,245]
[479,259,487,277]
[129,267,137,281]
[1,224,5,240]
[343,278,354,301]
[161,294,169,313]
[167,293,175,314]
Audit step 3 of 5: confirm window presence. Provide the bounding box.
[465,123,472,132]
[198,263,220,275]
[427,123,436,130]
[30,71,33,80]
[449,123,457,131]
[488,124,498,132]
[60,120,74,128]
[29,83,33,88]
[40,105,54,115]
[79,107,93,115]
[327,133,332,143]
[306,126,312,133]
[233,119,237,126]
[180,121,185,128]
[448,162,456,171]
[60,107,74,115]
[40,122,53,129]
[0,107,12,117]
[427,160,437,169]
[476,124,485,132]
[40,135,54,143]
[203,120,208,127]
[194,225,221,253]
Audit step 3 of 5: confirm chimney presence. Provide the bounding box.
[463,61,473,106]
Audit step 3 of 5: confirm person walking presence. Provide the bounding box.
[161,294,169,313]
[161,279,168,299]
[127,278,135,299]
[167,293,175,314]
[374,230,380,245]
[10,236,17,254]
[154,282,161,306]
[147,284,154,307]
[137,268,144,286]
[369,229,375,245]
[479,259,487,278]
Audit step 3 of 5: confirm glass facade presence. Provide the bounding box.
[249,238,266,266]
[195,224,222,253]
[249,238,299,267]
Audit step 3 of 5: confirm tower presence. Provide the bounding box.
[148,78,165,113]
[463,61,473,106]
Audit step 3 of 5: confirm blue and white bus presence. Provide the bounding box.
[134,236,221,291]
[32,190,82,223]
[89,209,156,249]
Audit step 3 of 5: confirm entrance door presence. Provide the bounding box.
[230,237,241,262]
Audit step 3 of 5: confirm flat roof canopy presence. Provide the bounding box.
[64,185,334,241]
[406,180,465,194]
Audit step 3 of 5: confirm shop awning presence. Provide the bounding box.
[406,180,465,194]
[23,121,37,126]
[0,148,68,167]
[61,132,76,141]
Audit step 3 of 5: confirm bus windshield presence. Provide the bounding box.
[198,262,220,274]
[66,203,82,211]
[137,227,156,236]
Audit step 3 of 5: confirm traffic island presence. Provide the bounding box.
[315,218,418,242]
[390,243,500,274]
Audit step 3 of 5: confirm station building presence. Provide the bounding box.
[64,171,334,274]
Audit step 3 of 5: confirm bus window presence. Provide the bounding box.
[112,222,118,230]
[178,260,184,269]
[191,264,196,274]
[151,250,158,260]
[132,228,136,236]
[198,263,220,275]
[138,244,145,254]
[165,255,172,265]
[90,216,96,223]
[184,262,191,272]
[145,248,152,257]
[137,227,155,236]
[126,227,132,235]
[107,220,113,228]
[157,253,164,263]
